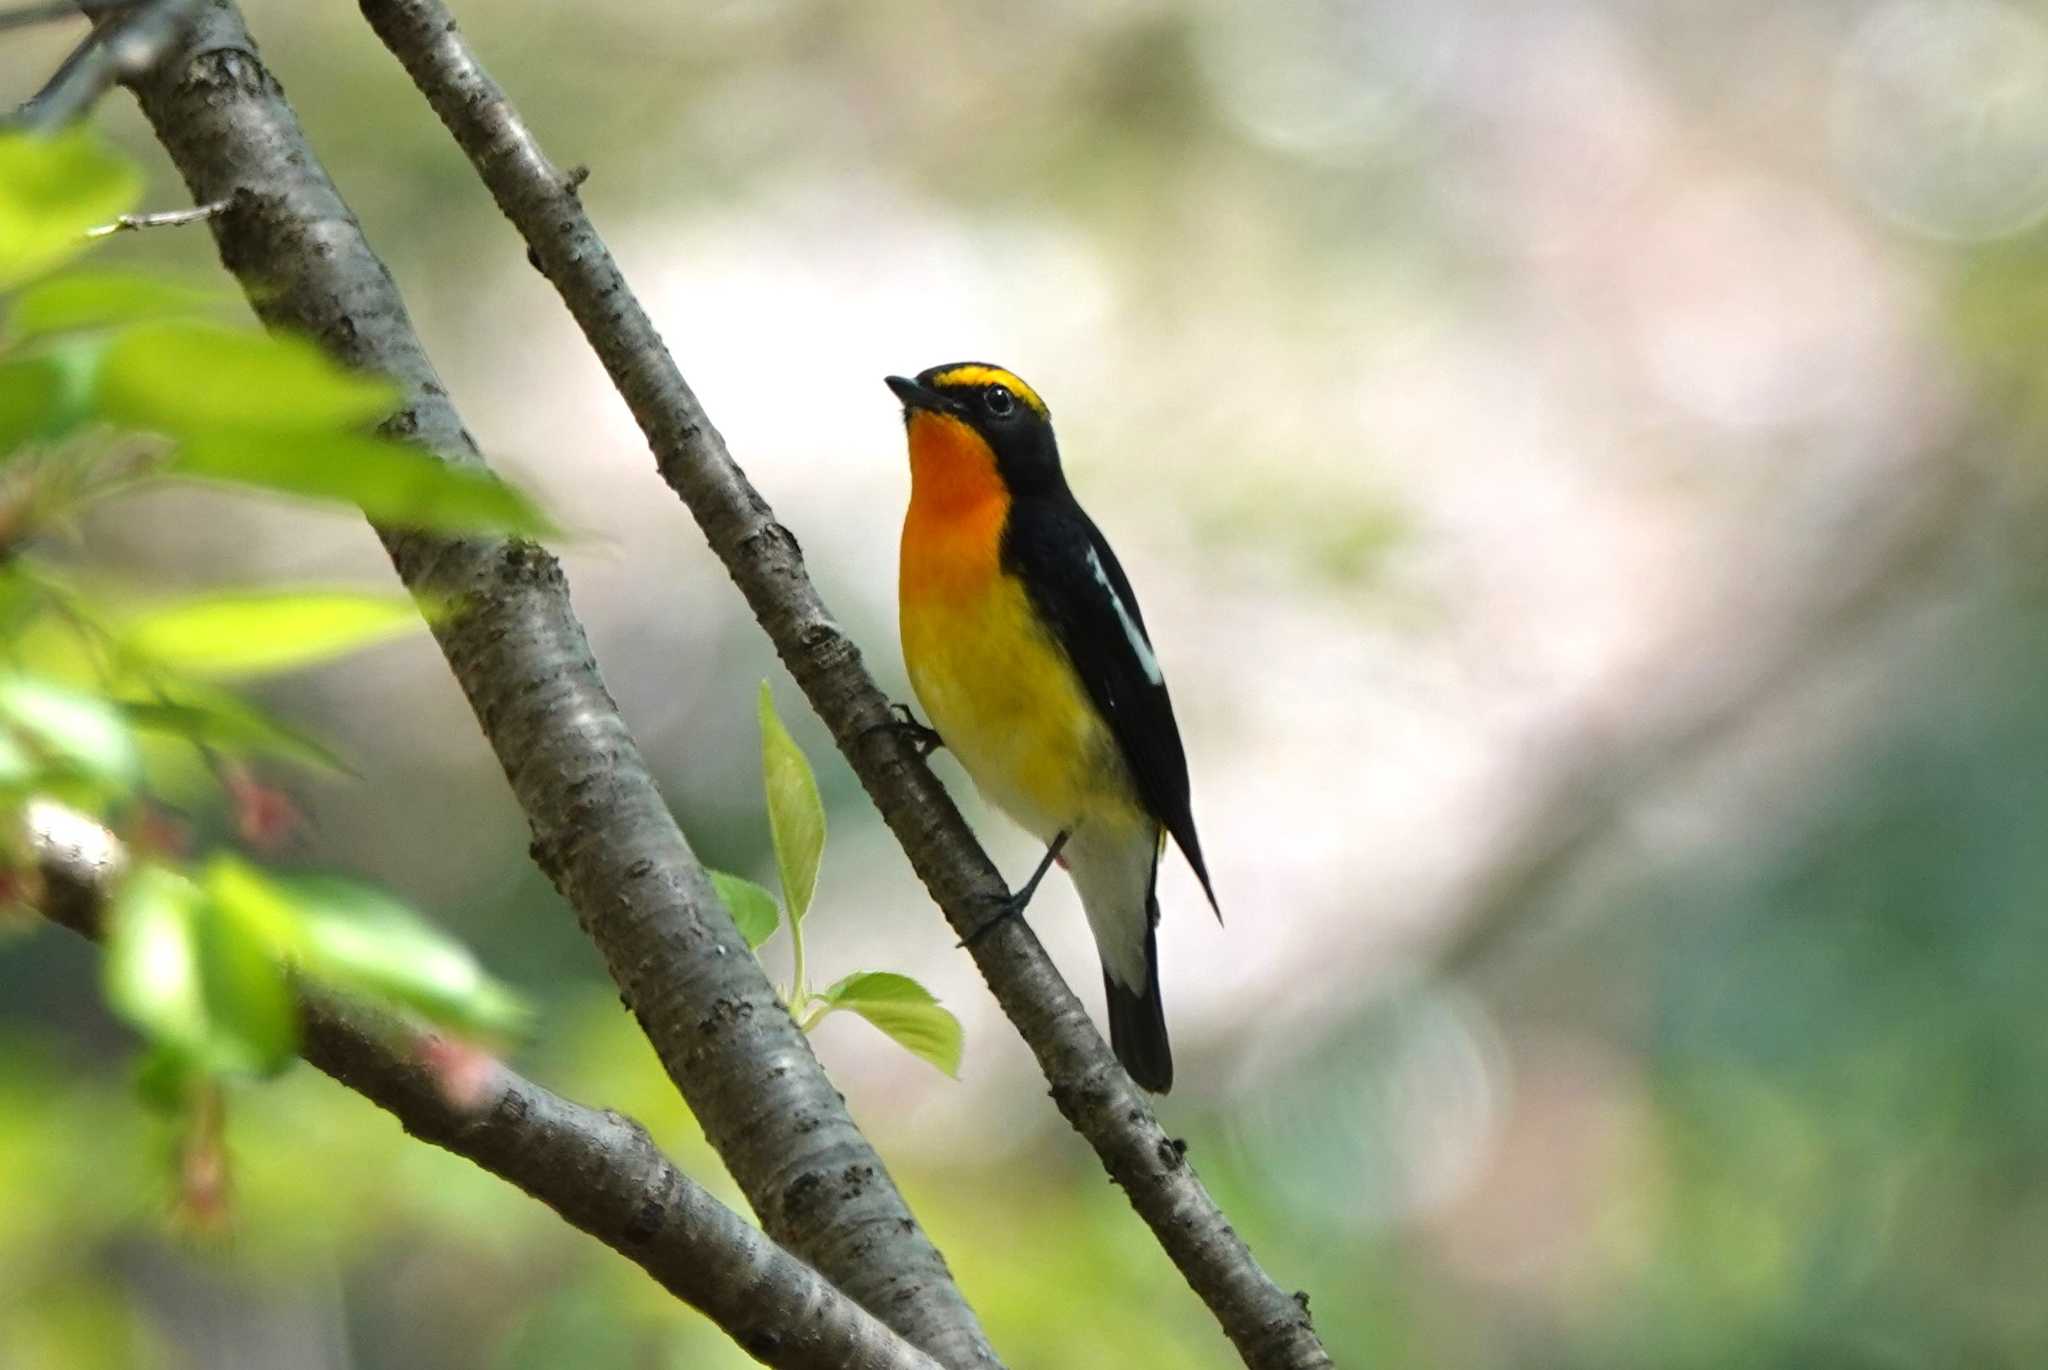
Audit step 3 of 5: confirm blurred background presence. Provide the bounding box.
[9,0,2048,1364]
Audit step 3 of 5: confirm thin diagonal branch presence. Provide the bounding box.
[23,801,944,1370]
[0,1,131,35]
[352,1,1331,1365]
[118,4,995,1365]
[9,0,198,128]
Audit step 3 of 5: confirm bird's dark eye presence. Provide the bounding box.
[984,384,1015,417]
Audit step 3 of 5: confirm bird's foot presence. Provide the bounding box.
[956,830,1070,949]
[957,889,1028,949]
[864,702,943,759]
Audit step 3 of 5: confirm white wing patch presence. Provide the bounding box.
[1087,547,1164,686]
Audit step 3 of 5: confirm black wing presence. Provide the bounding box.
[1004,493,1218,915]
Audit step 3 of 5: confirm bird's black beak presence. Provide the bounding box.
[886,374,954,415]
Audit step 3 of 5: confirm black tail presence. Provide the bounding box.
[1105,920,1172,1094]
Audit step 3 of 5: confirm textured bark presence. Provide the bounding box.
[352,1,1331,1364]
[117,6,994,1364]
[24,802,942,1370]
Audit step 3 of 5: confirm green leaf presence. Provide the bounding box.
[0,730,34,786]
[0,130,141,289]
[815,971,963,1078]
[0,355,63,458]
[98,321,397,435]
[197,884,298,1076]
[709,870,781,950]
[202,856,308,959]
[8,271,218,339]
[0,673,139,785]
[23,334,112,445]
[757,681,826,925]
[172,429,556,537]
[104,865,297,1077]
[134,1040,202,1114]
[120,693,351,774]
[0,336,114,459]
[259,872,528,1036]
[104,868,207,1050]
[117,589,420,679]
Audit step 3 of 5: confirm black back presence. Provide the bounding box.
[1003,491,1219,914]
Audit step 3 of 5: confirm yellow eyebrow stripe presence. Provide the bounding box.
[929,364,1049,419]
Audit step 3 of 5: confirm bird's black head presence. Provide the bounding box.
[885,362,1065,497]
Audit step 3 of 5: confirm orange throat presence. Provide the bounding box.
[900,412,1010,600]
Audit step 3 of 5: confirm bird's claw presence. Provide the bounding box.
[957,830,1068,949]
[865,702,943,759]
[957,889,1027,949]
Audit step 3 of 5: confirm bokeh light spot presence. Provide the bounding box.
[1832,0,2048,240]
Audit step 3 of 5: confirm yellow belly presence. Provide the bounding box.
[901,566,1132,842]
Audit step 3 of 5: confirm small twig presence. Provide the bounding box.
[0,0,131,33]
[10,0,199,129]
[87,197,228,237]
[11,18,104,120]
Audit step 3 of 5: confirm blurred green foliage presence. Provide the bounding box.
[0,126,542,1265]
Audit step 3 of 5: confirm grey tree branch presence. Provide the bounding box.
[8,0,198,128]
[22,801,944,1370]
[351,1,1330,1365]
[117,4,994,1365]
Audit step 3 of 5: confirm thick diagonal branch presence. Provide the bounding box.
[24,802,942,1370]
[118,4,993,1364]
[352,1,1330,1365]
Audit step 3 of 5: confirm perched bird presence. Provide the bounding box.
[886,362,1217,1093]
